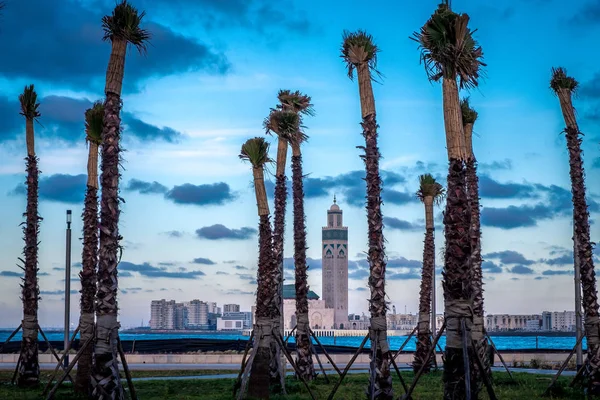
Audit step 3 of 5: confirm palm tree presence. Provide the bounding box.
[461,97,489,384]
[412,2,485,397]
[17,84,41,387]
[413,174,445,374]
[341,30,392,398]
[75,101,103,395]
[93,2,149,398]
[240,137,277,399]
[551,67,600,393]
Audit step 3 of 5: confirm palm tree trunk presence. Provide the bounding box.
[557,88,600,392]
[18,149,40,387]
[465,122,489,389]
[290,143,315,381]
[92,92,123,400]
[270,137,287,389]
[414,197,434,373]
[248,166,278,399]
[75,142,99,395]
[441,78,476,399]
[356,61,392,399]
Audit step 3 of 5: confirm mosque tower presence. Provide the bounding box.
[321,196,349,329]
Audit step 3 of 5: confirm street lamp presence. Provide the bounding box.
[64,210,72,367]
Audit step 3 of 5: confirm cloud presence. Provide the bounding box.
[386,257,422,270]
[0,96,185,144]
[569,1,600,26]
[535,276,547,280]
[283,257,322,271]
[120,271,134,278]
[0,1,229,94]
[0,271,21,277]
[479,159,512,172]
[192,257,216,265]
[388,272,421,280]
[348,269,369,280]
[235,265,249,270]
[119,261,205,279]
[195,224,256,240]
[216,271,229,275]
[224,289,254,295]
[11,174,86,204]
[542,270,573,276]
[542,253,574,266]
[593,158,600,169]
[484,250,534,265]
[163,230,185,238]
[354,287,368,292]
[481,261,503,274]
[479,175,536,199]
[165,183,235,206]
[40,290,79,295]
[510,265,535,275]
[236,273,254,281]
[125,179,168,194]
[384,217,424,231]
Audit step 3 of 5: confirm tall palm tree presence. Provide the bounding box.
[461,97,489,384]
[17,84,41,387]
[341,30,392,398]
[413,174,445,374]
[412,2,485,397]
[75,101,103,395]
[240,137,277,399]
[551,67,600,393]
[93,2,149,398]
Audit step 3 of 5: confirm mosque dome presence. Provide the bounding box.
[329,195,340,211]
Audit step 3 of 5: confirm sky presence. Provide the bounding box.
[0,0,600,329]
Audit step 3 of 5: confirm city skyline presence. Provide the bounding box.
[0,0,600,328]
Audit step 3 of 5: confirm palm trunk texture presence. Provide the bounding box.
[557,89,600,393]
[291,149,315,381]
[92,92,123,400]
[414,197,435,373]
[441,78,477,399]
[356,61,392,399]
[18,154,41,387]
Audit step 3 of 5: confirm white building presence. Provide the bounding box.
[543,310,577,331]
[321,197,349,328]
[185,300,209,329]
[150,299,186,330]
[282,284,335,330]
[217,318,245,331]
[485,314,541,331]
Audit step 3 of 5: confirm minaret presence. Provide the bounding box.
[322,195,349,329]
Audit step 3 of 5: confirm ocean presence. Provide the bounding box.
[0,330,584,351]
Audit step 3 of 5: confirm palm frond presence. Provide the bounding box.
[416,173,446,205]
[264,109,300,140]
[240,137,271,168]
[277,89,315,116]
[85,101,104,145]
[550,67,578,94]
[102,0,151,54]
[340,30,381,80]
[460,96,478,124]
[411,4,485,89]
[18,84,41,121]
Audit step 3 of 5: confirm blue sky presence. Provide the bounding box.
[1,0,600,328]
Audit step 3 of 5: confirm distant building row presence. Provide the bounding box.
[150,300,251,330]
[485,311,580,332]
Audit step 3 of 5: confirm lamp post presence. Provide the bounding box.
[64,210,72,368]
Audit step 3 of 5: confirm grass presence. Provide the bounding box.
[0,371,586,399]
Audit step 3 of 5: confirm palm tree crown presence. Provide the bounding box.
[102,0,150,51]
[19,85,41,121]
[550,67,579,94]
[416,174,446,205]
[460,97,478,124]
[411,3,485,89]
[240,137,271,168]
[264,110,300,140]
[277,90,315,116]
[341,30,380,79]
[85,101,104,146]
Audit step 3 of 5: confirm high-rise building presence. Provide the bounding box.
[321,196,349,329]
[223,304,240,313]
[150,299,186,330]
[186,300,209,329]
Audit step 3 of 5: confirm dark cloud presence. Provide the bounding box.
[224,289,254,295]
[283,257,322,271]
[388,272,421,280]
[236,273,254,281]
[165,182,235,206]
[0,1,228,94]
[164,230,185,238]
[192,257,216,265]
[484,250,534,265]
[542,270,573,276]
[510,265,535,275]
[481,261,503,274]
[0,96,184,144]
[119,261,205,279]
[384,217,424,231]
[542,253,574,266]
[216,271,229,275]
[120,271,134,278]
[593,158,600,169]
[354,287,368,292]
[235,265,249,270]
[11,174,86,204]
[386,257,422,270]
[348,269,369,280]
[479,159,512,172]
[479,175,536,199]
[535,276,547,280]
[0,271,20,277]
[125,179,168,194]
[195,224,256,240]
[569,1,600,26]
